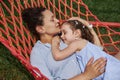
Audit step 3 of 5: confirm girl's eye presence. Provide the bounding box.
[50,19,54,22]
[64,32,66,34]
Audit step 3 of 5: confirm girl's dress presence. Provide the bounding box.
[76,42,120,80]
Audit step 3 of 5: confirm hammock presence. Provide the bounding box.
[0,0,120,80]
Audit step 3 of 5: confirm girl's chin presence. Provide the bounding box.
[63,41,69,45]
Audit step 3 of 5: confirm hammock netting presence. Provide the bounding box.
[0,0,120,79]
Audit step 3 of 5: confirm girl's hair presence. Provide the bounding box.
[63,20,94,43]
[22,7,46,40]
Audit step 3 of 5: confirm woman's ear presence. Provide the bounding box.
[36,26,45,34]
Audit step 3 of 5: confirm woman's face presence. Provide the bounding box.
[61,23,76,45]
[42,10,60,36]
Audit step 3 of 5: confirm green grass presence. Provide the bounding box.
[0,0,120,79]
[0,43,34,80]
[83,0,120,22]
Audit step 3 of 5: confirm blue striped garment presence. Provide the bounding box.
[76,42,120,80]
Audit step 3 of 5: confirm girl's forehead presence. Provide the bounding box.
[61,24,72,31]
[61,23,70,28]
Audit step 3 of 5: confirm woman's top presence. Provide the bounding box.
[30,40,81,80]
[76,42,120,80]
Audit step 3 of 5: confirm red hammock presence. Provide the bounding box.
[0,0,120,79]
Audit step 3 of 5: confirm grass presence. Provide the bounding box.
[0,43,34,80]
[0,0,120,79]
[83,0,120,22]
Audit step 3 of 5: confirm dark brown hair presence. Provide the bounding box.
[22,7,46,40]
[63,20,94,43]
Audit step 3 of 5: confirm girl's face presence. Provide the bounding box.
[61,23,76,45]
[42,10,60,36]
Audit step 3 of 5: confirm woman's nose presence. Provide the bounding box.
[55,18,59,23]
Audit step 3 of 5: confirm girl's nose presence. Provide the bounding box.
[61,33,64,39]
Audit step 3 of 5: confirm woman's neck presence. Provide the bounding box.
[40,34,53,44]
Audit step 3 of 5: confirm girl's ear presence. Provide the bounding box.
[74,29,81,37]
[36,26,45,33]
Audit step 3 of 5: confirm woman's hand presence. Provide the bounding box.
[83,57,107,80]
[68,17,90,27]
[69,57,106,80]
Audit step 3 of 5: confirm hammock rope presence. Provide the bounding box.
[0,0,120,79]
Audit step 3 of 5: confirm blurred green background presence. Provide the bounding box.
[0,0,120,80]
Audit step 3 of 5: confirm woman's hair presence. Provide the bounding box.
[63,20,94,43]
[22,7,46,40]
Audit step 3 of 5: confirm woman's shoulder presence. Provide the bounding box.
[32,40,48,51]
[31,40,50,56]
[33,40,42,47]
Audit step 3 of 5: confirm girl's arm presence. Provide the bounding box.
[52,36,79,61]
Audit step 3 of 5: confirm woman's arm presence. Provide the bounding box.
[52,36,79,61]
[70,57,106,80]
[30,45,53,79]
[88,25,102,47]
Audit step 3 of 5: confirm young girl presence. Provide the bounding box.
[52,18,120,80]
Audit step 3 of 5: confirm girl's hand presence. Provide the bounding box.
[52,36,60,46]
[83,57,107,80]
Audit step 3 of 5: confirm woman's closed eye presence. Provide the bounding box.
[50,16,55,22]
[50,19,54,22]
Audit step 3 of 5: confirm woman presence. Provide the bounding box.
[22,7,106,80]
